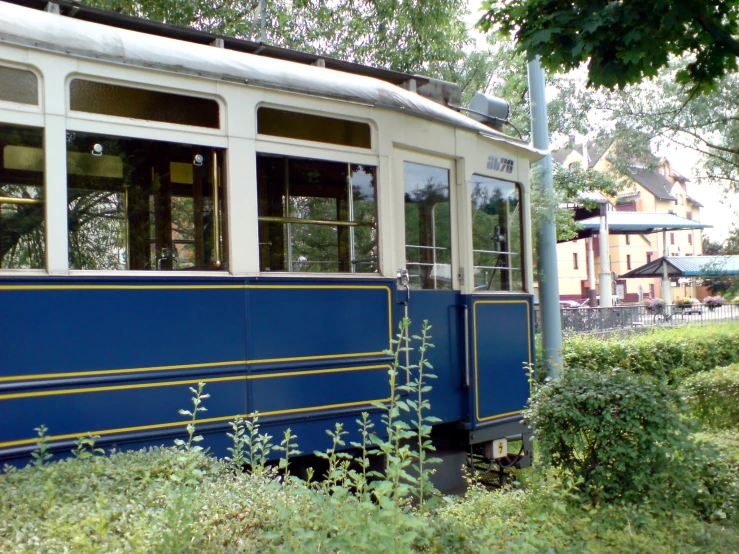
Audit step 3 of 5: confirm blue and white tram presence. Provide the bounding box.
[0,0,540,471]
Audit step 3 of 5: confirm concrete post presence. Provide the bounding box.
[587,236,597,306]
[662,229,672,304]
[598,204,612,307]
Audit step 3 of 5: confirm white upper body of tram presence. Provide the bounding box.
[0,0,539,295]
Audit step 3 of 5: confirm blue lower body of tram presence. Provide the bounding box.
[0,277,533,465]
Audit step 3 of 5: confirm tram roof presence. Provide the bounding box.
[0,0,544,158]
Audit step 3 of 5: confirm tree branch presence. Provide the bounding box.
[693,7,739,58]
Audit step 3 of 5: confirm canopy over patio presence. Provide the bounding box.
[621,255,739,278]
[577,212,708,236]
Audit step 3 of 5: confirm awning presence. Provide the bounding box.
[577,212,708,235]
[621,256,739,278]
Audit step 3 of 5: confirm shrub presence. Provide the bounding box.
[645,297,666,312]
[681,431,739,521]
[680,364,739,429]
[563,323,739,382]
[704,296,726,309]
[527,366,687,504]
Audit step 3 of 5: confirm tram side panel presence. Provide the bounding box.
[405,289,466,425]
[243,279,395,453]
[0,277,249,461]
[467,294,533,430]
[0,277,397,463]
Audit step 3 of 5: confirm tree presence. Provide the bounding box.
[83,0,474,77]
[604,65,739,192]
[479,0,739,93]
[703,236,724,255]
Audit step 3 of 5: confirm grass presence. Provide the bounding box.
[2,442,739,553]
[2,322,739,552]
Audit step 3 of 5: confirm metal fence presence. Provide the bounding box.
[534,303,739,335]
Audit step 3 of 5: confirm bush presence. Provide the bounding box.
[527,366,687,504]
[680,364,739,429]
[563,323,739,382]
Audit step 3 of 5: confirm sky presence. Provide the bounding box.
[463,0,737,243]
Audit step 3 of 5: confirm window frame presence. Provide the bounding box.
[255,102,376,155]
[255,152,380,275]
[64,131,228,273]
[66,74,226,138]
[393,150,458,290]
[0,62,43,116]
[254,117,382,277]
[467,173,525,294]
[0,122,47,272]
[62,74,230,276]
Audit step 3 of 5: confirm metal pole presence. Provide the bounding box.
[598,204,612,307]
[527,57,562,378]
[662,229,672,304]
[587,237,597,306]
[260,0,266,42]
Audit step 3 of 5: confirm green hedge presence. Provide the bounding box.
[527,366,686,504]
[562,323,739,381]
[681,364,739,429]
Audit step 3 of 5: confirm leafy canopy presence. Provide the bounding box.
[479,0,739,93]
[83,0,472,76]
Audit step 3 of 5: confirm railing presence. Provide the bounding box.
[533,303,739,335]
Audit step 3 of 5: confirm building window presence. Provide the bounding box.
[469,174,524,292]
[0,66,38,105]
[670,233,675,245]
[647,252,653,263]
[625,235,630,245]
[0,125,45,268]
[257,107,371,149]
[626,254,632,270]
[649,284,655,297]
[257,154,377,273]
[66,133,227,270]
[688,234,693,245]
[573,252,579,270]
[70,79,220,129]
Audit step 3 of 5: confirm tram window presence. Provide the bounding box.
[0,125,45,269]
[256,154,377,273]
[257,108,371,149]
[470,175,523,292]
[66,132,227,271]
[0,66,38,105]
[69,80,220,129]
[404,162,451,290]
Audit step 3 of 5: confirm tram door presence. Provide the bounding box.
[395,152,464,424]
[465,174,532,429]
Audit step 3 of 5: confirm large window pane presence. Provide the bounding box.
[257,108,371,148]
[0,125,44,269]
[470,175,523,292]
[70,80,220,129]
[66,133,227,271]
[0,66,38,105]
[257,154,377,273]
[404,162,451,290]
